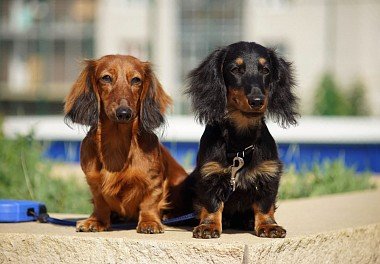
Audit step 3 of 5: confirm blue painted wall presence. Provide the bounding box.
[44,140,380,173]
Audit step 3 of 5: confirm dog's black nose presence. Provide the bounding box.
[248,97,264,108]
[116,107,133,121]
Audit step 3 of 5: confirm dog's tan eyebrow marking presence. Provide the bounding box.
[259,58,267,65]
[235,57,244,65]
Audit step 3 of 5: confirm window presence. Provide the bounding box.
[0,0,95,115]
[179,0,243,114]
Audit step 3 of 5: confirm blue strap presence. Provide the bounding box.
[36,212,196,229]
[163,212,197,225]
[37,214,77,227]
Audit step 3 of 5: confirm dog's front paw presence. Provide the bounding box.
[193,223,221,239]
[255,224,286,238]
[76,218,110,232]
[137,221,164,234]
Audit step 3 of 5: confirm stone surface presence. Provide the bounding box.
[1,188,380,263]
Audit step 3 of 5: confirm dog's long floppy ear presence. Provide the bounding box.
[267,50,299,128]
[186,47,228,124]
[64,60,99,127]
[140,63,172,132]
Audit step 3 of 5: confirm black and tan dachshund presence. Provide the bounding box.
[186,41,299,239]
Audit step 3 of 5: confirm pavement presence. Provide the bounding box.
[1,188,380,263]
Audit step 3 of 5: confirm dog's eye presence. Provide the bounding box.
[131,77,142,86]
[261,67,270,75]
[101,75,112,83]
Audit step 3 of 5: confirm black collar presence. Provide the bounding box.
[226,144,255,162]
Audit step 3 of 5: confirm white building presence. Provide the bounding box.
[244,0,380,114]
[94,0,380,115]
[1,0,379,115]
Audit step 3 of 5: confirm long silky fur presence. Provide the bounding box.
[185,47,228,124]
[140,64,171,133]
[267,50,299,128]
[140,83,165,132]
[64,62,98,127]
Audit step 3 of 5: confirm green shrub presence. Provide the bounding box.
[313,73,370,116]
[313,73,348,115]
[279,159,376,200]
[347,79,369,116]
[0,131,91,214]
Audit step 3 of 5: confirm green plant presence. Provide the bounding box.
[347,79,369,116]
[313,73,370,116]
[279,159,376,200]
[313,73,348,115]
[0,132,91,214]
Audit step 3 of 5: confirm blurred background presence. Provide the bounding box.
[1,0,380,115]
[0,0,379,212]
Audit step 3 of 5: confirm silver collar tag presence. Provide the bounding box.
[230,156,244,191]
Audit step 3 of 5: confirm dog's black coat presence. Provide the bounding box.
[186,41,298,231]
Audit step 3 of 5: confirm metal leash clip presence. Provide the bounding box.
[230,156,244,191]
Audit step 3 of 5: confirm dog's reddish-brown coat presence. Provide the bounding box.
[65,55,187,233]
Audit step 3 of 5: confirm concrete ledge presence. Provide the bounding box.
[247,223,380,264]
[0,233,245,263]
[1,189,380,263]
[1,224,379,263]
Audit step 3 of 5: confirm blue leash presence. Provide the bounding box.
[35,212,197,229]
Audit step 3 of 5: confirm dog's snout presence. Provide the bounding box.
[248,97,264,108]
[116,107,133,121]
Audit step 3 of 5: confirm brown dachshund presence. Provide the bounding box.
[64,55,188,233]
